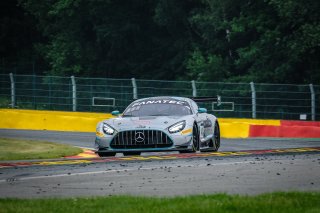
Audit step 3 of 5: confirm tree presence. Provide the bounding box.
[6,0,319,83]
[186,0,320,84]
[19,0,201,79]
[0,0,45,74]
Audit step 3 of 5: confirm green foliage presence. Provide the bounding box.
[1,0,319,83]
[0,0,46,74]
[17,0,199,79]
[186,49,229,81]
[187,0,320,84]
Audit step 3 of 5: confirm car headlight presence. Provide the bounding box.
[103,123,115,135]
[168,121,186,133]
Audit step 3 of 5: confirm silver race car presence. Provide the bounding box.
[95,96,220,156]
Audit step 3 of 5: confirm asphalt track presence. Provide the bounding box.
[0,129,319,198]
[1,129,320,151]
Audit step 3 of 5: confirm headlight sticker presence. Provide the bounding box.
[181,128,192,135]
[96,131,104,137]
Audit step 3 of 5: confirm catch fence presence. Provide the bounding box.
[0,73,318,120]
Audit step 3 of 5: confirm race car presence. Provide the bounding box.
[95,96,220,156]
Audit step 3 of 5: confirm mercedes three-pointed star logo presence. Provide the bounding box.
[135,132,145,143]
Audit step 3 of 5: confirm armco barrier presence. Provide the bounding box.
[0,109,319,138]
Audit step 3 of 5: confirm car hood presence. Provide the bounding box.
[105,115,191,131]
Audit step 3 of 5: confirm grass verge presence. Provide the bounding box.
[0,138,82,161]
[0,192,319,213]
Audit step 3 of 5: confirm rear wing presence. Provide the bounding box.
[190,95,222,106]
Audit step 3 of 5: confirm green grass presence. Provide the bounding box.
[0,192,319,213]
[0,138,82,161]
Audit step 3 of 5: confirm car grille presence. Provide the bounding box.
[110,130,173,149]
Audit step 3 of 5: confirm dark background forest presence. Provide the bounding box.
[1,0,319,84]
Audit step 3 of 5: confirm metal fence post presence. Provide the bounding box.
[131,78,138,99]
[32,74,36,109]
[9,73,15,108]
[250,82,256,119]
[191,80,197,97]
[309,84,315,121]
[71,76,77,111]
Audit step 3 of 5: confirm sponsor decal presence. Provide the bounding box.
[181,128,192,135]
[123,98,192,115]
[131,99,188,107]
[96,131,104,137]
[133,120,151,125]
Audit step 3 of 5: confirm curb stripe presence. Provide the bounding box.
[0,147,319,169]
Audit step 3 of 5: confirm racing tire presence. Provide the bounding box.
[123,152,141,156]
[212,121,220,152]
[192,124,200,152]
[98,152,116,157]
[179,124,199,153]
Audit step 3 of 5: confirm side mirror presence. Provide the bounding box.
[198,108,207,113]
[111,110,120,116]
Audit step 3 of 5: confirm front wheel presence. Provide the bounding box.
[212,121,220,152]
[97,151,116,157]
[123,152,141,156]
[191,124,200,152]
[179,124,199,154]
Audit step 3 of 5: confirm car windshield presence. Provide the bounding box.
[122,98,192,117]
